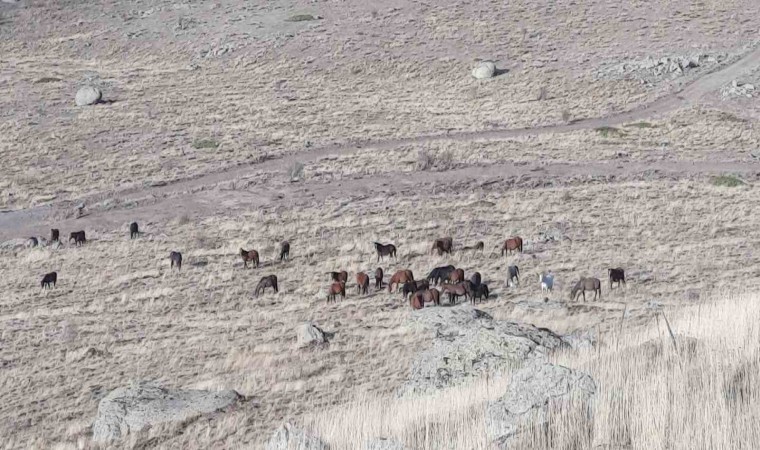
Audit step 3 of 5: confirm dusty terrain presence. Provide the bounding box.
[1,0,760,448]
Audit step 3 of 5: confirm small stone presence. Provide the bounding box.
[75,86,102,106]
[472,61,496,79]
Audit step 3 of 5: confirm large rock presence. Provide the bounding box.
[296,322,326,348]
[266,421,328,450]
[398,306,566,395]
[75,86,102,106]
[486,361,596,448]
[472,61,496,79]
[92,382,241,443]
[364,437,406,450]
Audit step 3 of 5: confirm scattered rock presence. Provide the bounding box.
[597,52,725,84]
[485,361,596,448]
[398,306,566,395]
[66,346,111,363]
[364,437,407,450]
[722,80,756,98]
[92,382,242,443]
[296,322,327,348]
[75,86,102,106]
[472,61,496,79]
[266,421,328,450]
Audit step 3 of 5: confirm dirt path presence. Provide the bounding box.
[2,45,759,241]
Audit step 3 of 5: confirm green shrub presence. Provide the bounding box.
[710,175,745,187]
[192,139,219,150]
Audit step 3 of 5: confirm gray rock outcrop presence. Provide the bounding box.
[398,306,566,395]
[296,322,326,348]
[75,86,102,106]
[486,361,596,448]
[266,421,329,450]
[92,382,241,443]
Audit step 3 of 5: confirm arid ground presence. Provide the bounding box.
[1,0,760,448]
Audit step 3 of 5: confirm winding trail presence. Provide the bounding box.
[2,45,760,241]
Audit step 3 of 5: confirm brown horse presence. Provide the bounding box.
[427,265,455,285]
[240,248,260,268]
[472,283,490,303]
[448,268,465,284]
[388,270,415,292]
[410,291,424,310]
[608,268,626,290]
[373,242,397,262]
[402,280,430,299]
[280,241,290,262]
[50,229,59,243]
[356,272,370,295]
[421,288,441,306]
[255,275,279,296]
[469,272,482,287]
[69,230,86,246]
[463,241,485,252]
[41,272,57,290]
[130,222,139,239]
[431,237,453,256]
[375,267,384,290]
[570,277,601,302]
[441,282,473,304]
[501,237,523,256]
[328,271,349,283]
[327,281,346,303]
[169,251,182,271]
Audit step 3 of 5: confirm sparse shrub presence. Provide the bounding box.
[417,149,454,171]
[710,174,745,187]
[286,14,317,22]
[596,126,625,138]
[289,162,305,182]
[192,139,219,150]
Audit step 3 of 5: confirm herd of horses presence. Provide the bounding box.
[33,224,627,308]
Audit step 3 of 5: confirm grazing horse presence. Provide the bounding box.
[501,237,523,256]
[441,282,473,304]
[69,231,86,246]
[570,277,601,302]
[27,237,38,248]
[388,270,414,293]
[41,272,57,289]
[448,268,465,284]
[540,273,554,293]
[410,291,424,310]
[240,248,260,268]
[328,271,349,283]
[608,268,626,290]
[130,222,139,239]
[463,241,485,252]
[169,251,182,271]
[421,288,441,306]
[469,272,482,287]
[431,237,453,256]
[279,241,290,262]
[356,272,370,295]
[51,229,60,243]
[327,281,346,303]
[375,267,384,290]
[402,280,429,299]
[255,275,279,296]
[507,265,520,287]
[427,265,455,285]
[373,242,397,262]
[472,283,490,303]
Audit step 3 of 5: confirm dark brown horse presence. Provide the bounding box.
[69,230,86,246]
[570,277,601,302]
[373,242,397,262]
[608,268,626,290]
[328,271,349,283]
[375,267,384,290]
[356,272,370,295]
[501,237,523,256]
[41,272,57,289]
[240,248,260,268]
[255,275,279,296]
[427,265,455,285]
[388,270,415,292]
[130,222,139,239]
[169,251,182,271]
[441,282,473,304]
[421,288,441,306]
[327,281,346,303]
[402,280,430,299]
[472,283,490,303]
[448,268,465,284]
[410,291,424,310]
[469,272,482,287]
[431,237,453,256]
[50,229,59,243]
[280,241,290,262]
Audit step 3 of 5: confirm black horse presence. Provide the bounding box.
[373,242,397,262]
